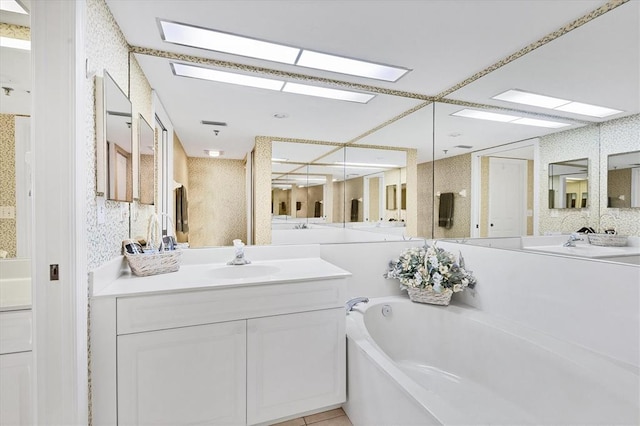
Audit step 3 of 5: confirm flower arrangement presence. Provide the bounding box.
[384,244,476,303]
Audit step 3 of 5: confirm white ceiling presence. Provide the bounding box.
[1,1,638,171]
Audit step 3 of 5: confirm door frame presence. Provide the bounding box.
[470,138,539,238]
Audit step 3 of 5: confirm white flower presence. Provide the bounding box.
[428,255,439,268]
[438,264,449,275]
[453,284,462,292]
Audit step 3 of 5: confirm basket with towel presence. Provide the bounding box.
[124,213,182,276]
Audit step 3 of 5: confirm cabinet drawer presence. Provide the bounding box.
[117,278,346,334]
[0,310,32,355]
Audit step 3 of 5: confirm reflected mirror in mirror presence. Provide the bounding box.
[138,115,154,205]
[386,185,397,210]
[548,158,588,209]
[608,151,640,209]
[97,70,133,202]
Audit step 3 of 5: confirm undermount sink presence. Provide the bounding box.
[207,264,281,280]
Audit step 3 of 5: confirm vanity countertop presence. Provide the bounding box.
[522,243,640,259]
[92,257,351,298]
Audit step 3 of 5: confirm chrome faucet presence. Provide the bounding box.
[345,297,369,312]
[227,239,251,265]
[563,233,583,247]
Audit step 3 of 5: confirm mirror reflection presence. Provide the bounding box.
[607,151,640,209]
[138,115,154,205]
[101,71,133,202]
[548,159,589,209]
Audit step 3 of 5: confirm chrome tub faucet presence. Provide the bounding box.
[345,297,369,312]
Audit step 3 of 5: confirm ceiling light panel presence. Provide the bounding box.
[0,0,27,14]
[282,82,374,103]
[160,20,300,64]
[296,50,409,82]
[492,89,623,118]
[452,109,570,128]
[0,36,30,50]
[492,89,570,109]
[554,102,622,118]
[172,63,284,91]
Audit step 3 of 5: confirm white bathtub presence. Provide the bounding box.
[344,296,639,425]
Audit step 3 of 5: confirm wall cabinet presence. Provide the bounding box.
[92,276,347,426]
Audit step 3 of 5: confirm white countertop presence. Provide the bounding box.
[93,257,351,298]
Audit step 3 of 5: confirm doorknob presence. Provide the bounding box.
[490,223,494,227]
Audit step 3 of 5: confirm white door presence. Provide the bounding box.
[488,157,527,237]
[247,308,346,425]
[0,352,33,426]
[117,320,246,426]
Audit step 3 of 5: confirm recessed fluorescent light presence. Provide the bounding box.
[493,89,570,109]
[282,82,374,103]
[554,102,622,118]
[452,109,521,123]
[205,150,223,157]
[452,109,570,128]
[511,117,570,128]
[334,161,401,168]
[160,20,300,64]
[492,89,623,118]
[0,0,28,14]
[296,50,409,82]
[271,157,289,162]
[0,36,30,50]
[172,63,284,91]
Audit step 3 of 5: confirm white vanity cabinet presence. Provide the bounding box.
[0,309,33,426]
[117,320,247,426]
[91,259,349,426]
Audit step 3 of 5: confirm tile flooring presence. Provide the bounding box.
[271,408,352,426]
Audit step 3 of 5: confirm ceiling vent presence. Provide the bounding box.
[201,120,227,126]
[453,145,473,149]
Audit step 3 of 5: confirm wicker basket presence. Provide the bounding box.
[588,233,628,247]
[407,287,453,306]
[124,213,182,277]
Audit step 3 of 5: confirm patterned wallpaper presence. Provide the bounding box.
[254,138,272,244]
[187,157,246,247]
[0,114,16,257]
[173,132,189,243]
[599,114,640,235]
[86,0,155,270]
[417,161,434,238]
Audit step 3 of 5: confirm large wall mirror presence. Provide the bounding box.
[138,114,155,205]
[111,0,638,247]
[607,151,640,209]
[96,70,133,202]
[548,159,589,209]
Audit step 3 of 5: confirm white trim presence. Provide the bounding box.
[152,91,174,233]
[631,168,640,208]
[31,0,88,424]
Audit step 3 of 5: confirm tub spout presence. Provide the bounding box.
[345,297,369,312]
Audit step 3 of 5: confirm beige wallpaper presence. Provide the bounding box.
[272,188,289,215]
[0,114,16,257]
[173,132,189,243]
[345,177,364,222]
[416,161,434,238]
[254,138,272,244]
[306,185,324,218]
[86,0,154,269]
[599,114,640,235]
[434,154,471,239]
[538,125,601,234]
[333,181,345,223]
[187,157,246,247]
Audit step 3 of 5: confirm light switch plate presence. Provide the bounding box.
[0,206,16,219]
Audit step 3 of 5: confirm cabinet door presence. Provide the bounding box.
[117,320,246,426]
[0,352,33,426]
[247,308,346,425]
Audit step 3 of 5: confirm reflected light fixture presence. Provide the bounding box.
[0,0,28,14]
[452,109,570,128]
[172,63,284,91]
[492,89,622,118]
[205,150,223,157]
[159,20,409,82]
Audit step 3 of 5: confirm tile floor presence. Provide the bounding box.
[271,408,352,426]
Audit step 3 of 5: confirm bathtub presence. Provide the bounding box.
[344,296,639,425]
